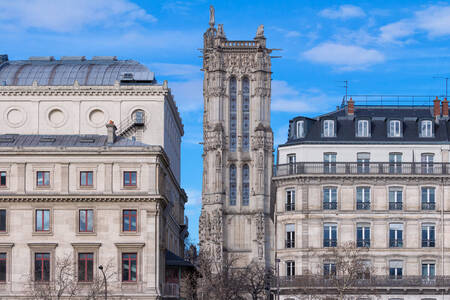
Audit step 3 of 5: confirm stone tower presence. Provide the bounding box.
[199,6,274,267]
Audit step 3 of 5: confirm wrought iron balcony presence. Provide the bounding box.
[323,239,337,247]
[389,202,403,210]
[323,202,337,210]
[356,202,370,210]
[285,203,295,211]
[276,275,448,289]
[356,239,370,248]
[389,239,403,248]
[422,239,436,247]
[422,202,436,210]
[285,240,295,248]
[274,162,450,177]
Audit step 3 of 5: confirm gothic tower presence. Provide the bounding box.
[199,6,274,267]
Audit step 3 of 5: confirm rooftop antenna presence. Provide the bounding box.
[336,80,349,107]
[433,76,449,98]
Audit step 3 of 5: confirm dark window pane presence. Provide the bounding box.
[0,210,6,231]
[87,210,93,232]
[0,253,6,281]
[79,210,86,231]
[87,259,93,281]
[0,172,6,186]
[78,256,85,281]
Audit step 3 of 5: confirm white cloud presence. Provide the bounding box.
[379,20,415,43]
[185,189,202,207]
[271,80,337,113]
[0,0,156,32]
[150,63,201,79]
[319,5,365,20]
[303,43,384,70]
[169,79,203,112]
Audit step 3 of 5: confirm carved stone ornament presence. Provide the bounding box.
[199,208,224,262]
[255,212,265,259]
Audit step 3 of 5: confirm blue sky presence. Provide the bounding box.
[2,0,450,244]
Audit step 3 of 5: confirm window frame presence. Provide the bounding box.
[421,224,435,248]
[80,171,94,187]
[78,209,94,233]
[421,187,436,210]
[389,223,403,248]
[36,171,50,187]
[356,223,371,248]
[388,187,403,210]
[286,261,295,278]
[0,171,6,187]
[242,164,250,206]
[296,120,305,138]
[420,120,433,138]
[323,223,337,247]
[388,120,402,137]
[322,119,336,137]
[78,253,94,282]
[323,186,337,210]
[34,252,51,282]
[356,186,371,210]
[229,164,237,206]
[285,189,295,211]
[123,171,137,187]
[115,243,144,284]
[285,223,295,248]
[389,260,403,279]
[0,209,7,233]
[356,119,370,137]
[34,209,51,233]
[122,209,138,233]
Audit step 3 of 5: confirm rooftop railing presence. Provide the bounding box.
[277,275,449,289]
[274,162,450,177]
[221,40,258,47]
[344,95,443,107]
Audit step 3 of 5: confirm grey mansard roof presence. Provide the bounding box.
[0,134,149,148]
[281,105,450,146]
[0,55,155,86]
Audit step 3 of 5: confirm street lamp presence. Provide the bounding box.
[275,258,280,300]
[98,265,107,300]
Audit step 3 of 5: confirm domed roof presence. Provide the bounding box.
[0,56,155,86]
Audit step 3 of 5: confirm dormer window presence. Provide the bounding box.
[323,120,335,137]
[296,120,305,138]
[389,120,401,137]
[421,120,433,137]
[357,120,369,137]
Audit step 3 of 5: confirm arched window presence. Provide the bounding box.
[242,164,250,206]
[242,77,250,152]
[132,109,145,125]
[229,164,237,205]
[229,77,237,152]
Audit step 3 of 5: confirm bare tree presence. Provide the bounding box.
[239,260,274,300]
[27,253,79,300]
[85,260,117,300]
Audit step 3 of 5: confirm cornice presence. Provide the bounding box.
[0,194,166,203]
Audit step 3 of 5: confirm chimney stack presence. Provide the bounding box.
[347,97,355,115]
[433,96,441,119]
[106,120,117,144]
[443,98,449,118]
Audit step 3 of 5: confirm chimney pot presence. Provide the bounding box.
[433,96,441,118]
[347,97,355,115]
[443,98,449,118]
[106,121,117,144]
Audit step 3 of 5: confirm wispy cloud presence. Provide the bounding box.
[150,63,201,79]
[303,43,384,70]
[319,5,365,20]
[0,0,156,32]
[272,80,338,113]
[169,79,203,112]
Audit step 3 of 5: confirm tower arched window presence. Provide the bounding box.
[242,77,250,152]
[242,164,250,206]
[229,77,237,152]
[229,164,237,206]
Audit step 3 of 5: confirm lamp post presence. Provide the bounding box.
[275,258,280,300]
[98,265,107,300]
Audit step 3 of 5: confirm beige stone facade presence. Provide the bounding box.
[0,56,187,299]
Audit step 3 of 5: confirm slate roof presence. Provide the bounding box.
[0,55,155,86]
[165,250,195,268]
[0,134,149,148]
[281,105,450,146]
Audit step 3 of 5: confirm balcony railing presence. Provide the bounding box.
[276,275,449,289]
[163,283,180,297]
[356,202,370,210]
[389,202,403,210]
[285,240,295,248]
[323,202,337,210]
[356,240,370,248]
[285,203,295,211]
[323,239,337,247]
[274,162,450,177]
[422,202,436,210]
[389,239,403,248]
[422,239,436,247]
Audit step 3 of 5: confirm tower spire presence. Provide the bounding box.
[209,5,215,28]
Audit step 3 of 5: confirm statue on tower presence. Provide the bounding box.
[209,5,215,28]
[256,25,264,37]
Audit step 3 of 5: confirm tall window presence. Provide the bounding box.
[285,224,295,248]
[0,171,6,187]
[324,153,336,173]
[287,154,296,174]
[422,224,435,247]
[229,165,237,206]
[421,187,436,210]
[123,210,137,232]
[323,120,335,137]
[229,77,237,152]
[323,187,337,210]
[78,253,94,282]
[357,153,370,173]
[0,210,5,232]
[389,153,402,174]
[422,262,435,279]
[357,120,369,137]
[296,120,305,138]
[389,223,403,248]
[323,224,337,247]
[389,260,403,279]
[421,154,434,174]
[35,253,50,282]
[80,171,93,187]
[122,253,137,282]
[356,224,370,248]
[242,77,250,152]
[286,261,295,278]
[123,171,137,187]
[79,209,94,232]
[323,262,336,279]
[286,190,295,211]
[0,253,6,282]
[421,120,433,137]
[389,120,401,137]
[36,171,50,187]
[35,209,50,232]
[242,164,250,206]
[356,187,370,210]
[389,187,403,210]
